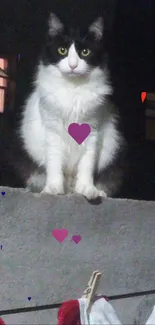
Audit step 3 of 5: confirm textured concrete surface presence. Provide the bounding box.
[1,187,155,323]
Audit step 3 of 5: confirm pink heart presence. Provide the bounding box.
[52,229,68,243]
[72,235,82,244]
[68,123,91,144]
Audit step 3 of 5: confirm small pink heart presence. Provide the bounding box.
[72,235,82,244]
[68,123,91,144]
[52,229,68,243]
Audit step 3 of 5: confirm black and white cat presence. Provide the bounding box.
[19,9,126,200]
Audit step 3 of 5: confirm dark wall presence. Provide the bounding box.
[109,0,154,143]
[0,0,47,55]
[110,0,154,91]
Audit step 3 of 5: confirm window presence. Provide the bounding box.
[0,58,8,113]
[0,55,18,113]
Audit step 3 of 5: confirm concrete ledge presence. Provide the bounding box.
[0,187,155,323]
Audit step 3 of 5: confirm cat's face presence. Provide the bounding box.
[42,13,105,78]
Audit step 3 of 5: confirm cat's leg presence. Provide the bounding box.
[41,131,65,195]
[74,137,107,200]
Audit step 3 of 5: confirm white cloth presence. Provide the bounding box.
[146,305,155,325]
[78,297,155,325]
[78,297,122,325]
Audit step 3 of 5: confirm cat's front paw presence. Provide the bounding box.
[41,183,65,195]
[74,182,107,200]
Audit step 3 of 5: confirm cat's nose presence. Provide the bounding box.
[69,62,78,70]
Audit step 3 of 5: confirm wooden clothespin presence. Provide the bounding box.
[82,270,102,314]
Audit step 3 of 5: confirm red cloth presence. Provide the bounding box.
[57,296,109,325]
[0,318,6,325]
[58,300,81,325]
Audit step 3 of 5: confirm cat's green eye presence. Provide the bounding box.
[81,49,91,57]
[58,47,68,55]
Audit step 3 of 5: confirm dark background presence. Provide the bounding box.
[0,0,155,199]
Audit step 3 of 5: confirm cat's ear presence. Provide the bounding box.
[48,13,64,36]
[89,17,104,40]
